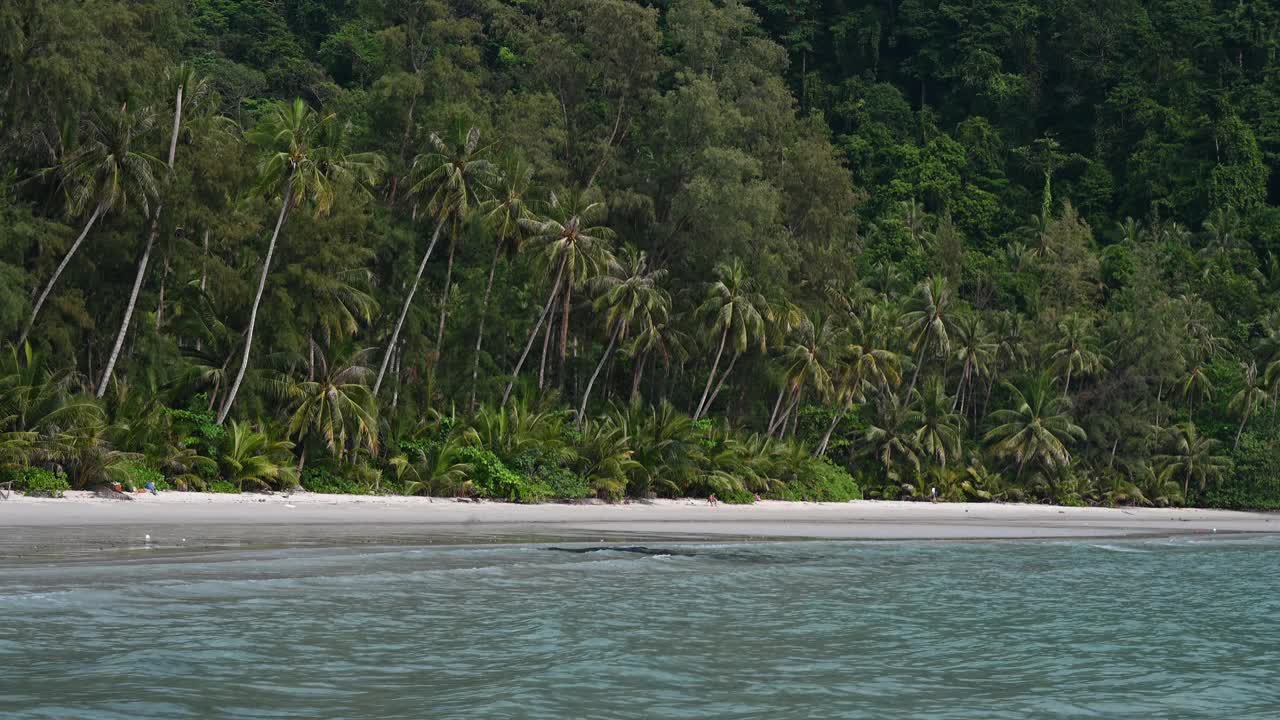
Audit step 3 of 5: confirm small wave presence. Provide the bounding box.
[1087,544,1153,554]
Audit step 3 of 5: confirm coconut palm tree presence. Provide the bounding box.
[1154,422,1228,501]
[694,259,768,420]
[1229,360,1267,449]
[950,312,996,418]
[864,391,921,483]
[504,187,615,403]
[910,377,964,469]
[276,344,379,472]
[814,318,900,457]
[373,125,490,395]
[1178,363,1214,418]
[1050,313,1105,396]
[98,65,213,397]
[985,373,1086,479]
[470,158,534,407]
[623,306,688,403]
[21,104,164,348]
[577,247,667,427]
[216,99,384,424]
[901,275,957,396]
[769,313,844,437]
[219,421,296,491]
[391,434,474,496]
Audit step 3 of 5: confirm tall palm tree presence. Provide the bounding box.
[471,158,533,407]
[276,344,379,472]
[373,126,490,395]
[98,65,212,397]
[1154,422,1228,501]
[769,313,844,437]
[1050,313,1105,396]
[901,276,957,396]
[577,247,668,426]
[624,309,688,403]
[694,259,768,420]
[21,104,163,347]
[507,187,615,399]
[1229,360,1267,449]
[910,377,964,469]
[216,99,384,424]
[950,312,995,418]
[1178,363,1214,418]
[814,316,900,457]
[985,374,1086,479]
[864,391,921,482]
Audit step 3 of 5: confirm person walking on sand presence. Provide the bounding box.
[708,493,718,507]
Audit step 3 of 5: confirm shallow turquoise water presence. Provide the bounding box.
[3,536,1279,719]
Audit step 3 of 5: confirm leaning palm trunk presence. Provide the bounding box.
[502,262,566,406]
[815,405,847,457]
[577,324,621,427]
[694,326,729,419]
[702,351,740,418]
[217,181,292,424]
[97,83,186,397]
[435,229,457,352]
[1235,406,1252,450]
[469,240,505,409]
[19,202,105,347]
[373,220,445,396]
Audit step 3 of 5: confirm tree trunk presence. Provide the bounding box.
[20,202,105,347]
[217,182,292,425]
[906,342,928,398]
[435,228,457,351]
[1235,406,1251,450]
[577,324,621,427]
[538,296,556,389]
[155,256,170,329]
[502,263,565,406]
[373,220,444,396]
[558,279,573,389]
[296,444,308,474]
[630,350,647,402]
[703,351,740,419]
[815,406,846,457]
[470,239,504,409]
[695,326,729,420]
[97,219,157,397]
[100,81,185,395]
[768,384,787,431]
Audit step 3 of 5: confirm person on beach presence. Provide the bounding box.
[708,494,718,507]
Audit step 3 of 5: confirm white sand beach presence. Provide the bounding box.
[2,490,1276,542]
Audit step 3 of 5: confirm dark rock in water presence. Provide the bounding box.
[545,545,697,557]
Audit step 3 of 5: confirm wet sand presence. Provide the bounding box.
[1,491,1276,557]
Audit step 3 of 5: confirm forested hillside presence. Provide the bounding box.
[3,0,1280,506]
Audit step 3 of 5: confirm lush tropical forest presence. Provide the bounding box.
[3,0,1280,507]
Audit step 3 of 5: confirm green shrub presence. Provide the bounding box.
[769,459,862,502]
[9,467,71,498]
[117,461,168,491]
[300,467,372,495]
[541,467,590,499]
[715,487,757,504]
[457,447,549,503]
[208,480,239,494]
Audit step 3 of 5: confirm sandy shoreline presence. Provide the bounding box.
[2,491,1277,546]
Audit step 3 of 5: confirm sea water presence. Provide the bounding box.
[2,536,1278,719]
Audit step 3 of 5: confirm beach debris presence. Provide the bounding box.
[93,484,134,501]
[284,503,296,509]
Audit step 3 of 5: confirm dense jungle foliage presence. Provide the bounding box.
[4,0,1280,507]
